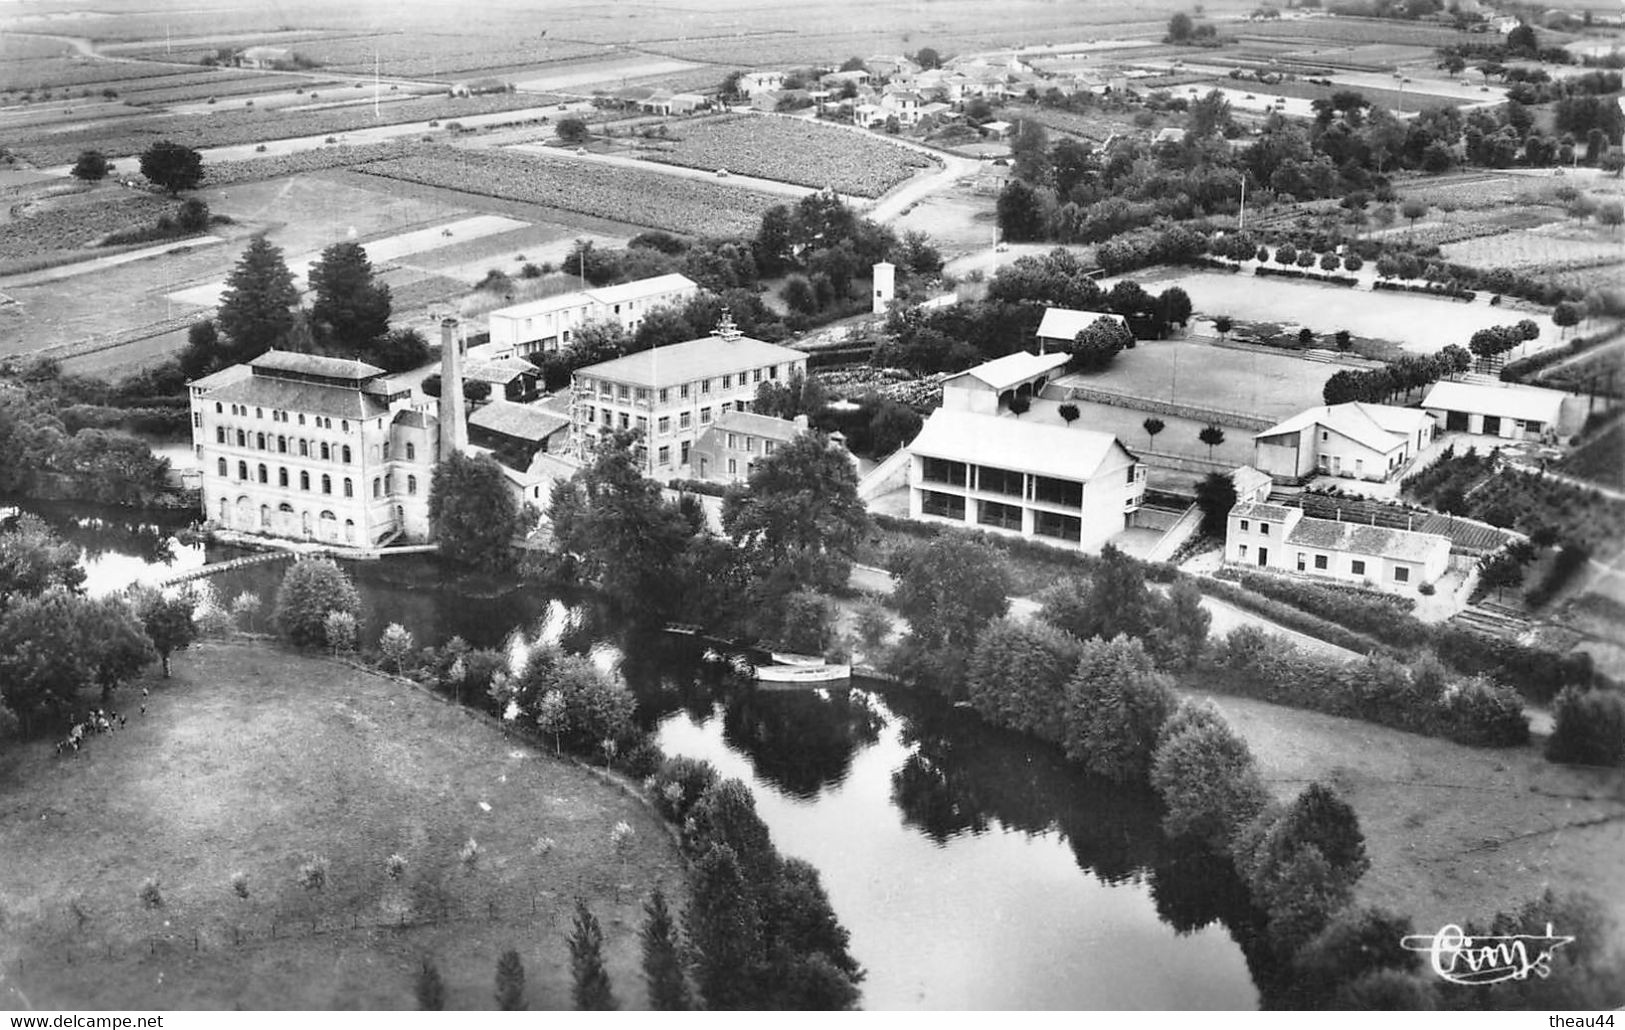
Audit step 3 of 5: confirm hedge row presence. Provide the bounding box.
[1372,280,1476,302]
[1500,332,1611,384]
[1215,568,1426,647]
[1254,266,1358,287]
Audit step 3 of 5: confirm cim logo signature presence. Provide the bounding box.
[1401,923,1574,985]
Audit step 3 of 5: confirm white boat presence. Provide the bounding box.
[770,651,827,667]
[754,663,852,685]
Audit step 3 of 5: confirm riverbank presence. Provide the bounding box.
[0,640,686,1011]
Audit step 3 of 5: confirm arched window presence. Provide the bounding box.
[256,432,266,450]
[341,420,349,433]
[384,473,393,494]
[217,457,227,476]
[255,407,263,419]
[343,478,353,498]
[299,440,309,457]
[278,467,289,487]
[237,461,248,480]
[408,474,418,495]
[298,414,306,426]
[214,402,223,414]
[215,426,226,444]
[321,474,331,495]
[406,443,416,461]
[342,445,351,464]
[257,464,267,484]
[236,430,246,447]
[300,471,310,491]
[372,478,381,498]
[320,442,330,461]
[278,436,287,453]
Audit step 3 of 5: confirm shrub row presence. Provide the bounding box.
[1254,266,1358,288]
[1215,568,1425,647]
[1524,543,1592,610]
[1372,280,1475,302]
[666,477,729,498]
[1210,627,1529,747]
[1500,333,1610,384]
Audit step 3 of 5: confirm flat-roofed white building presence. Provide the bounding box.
[908,407,1146,552]
[569,318,808,478]
[486,274,699,356]
[1226,501,1451,593]
[1422,380,1566,441]
[1253,402,1435,483]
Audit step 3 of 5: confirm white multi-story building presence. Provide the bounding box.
[1253,402,1435,483]
[188,322,472,547]
[568,318,808,478]
[485,274,699,356]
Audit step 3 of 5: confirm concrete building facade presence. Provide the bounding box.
[1225,501,1451,593]
[485,274,698,356]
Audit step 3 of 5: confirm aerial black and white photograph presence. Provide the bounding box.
[0,0,1622,1014]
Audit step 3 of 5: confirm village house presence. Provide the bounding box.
[1225,501,1451,594]
[880,88,924,126]
[568,317,809,478]
[485,274,698,356]
[1252,402,1436,483]
[237,45,294,69]
[463,356,540,403]
[691,411,814,483]
[1421,380,1566,442]
[738,71,784,97]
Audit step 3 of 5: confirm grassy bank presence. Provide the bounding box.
[0,640,685,1010]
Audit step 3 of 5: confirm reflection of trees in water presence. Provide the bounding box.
[720,687,883,800]
[4,500,188,566]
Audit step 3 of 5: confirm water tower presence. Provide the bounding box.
[872,261,896,315]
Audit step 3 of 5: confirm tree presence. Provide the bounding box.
[379,623,414,675]
[1010,119,1051,184]
[1151,702,1270,849]
[139,140,204,194]
[430,452,524,571]
[494,949,527,1010]
[272,557,361,649]
[1335,329,1352,352]
[888,536,1011,696]
[556,116,590,143]
[968,617,1083,742]
[1400,199,1427,229]
[130,588,197,677]
[914,47,942,70]
[1059,403,1080,424]
[83,595,156,701]
[1195,470,1237,537]
[0,513,85,615]
[722,433,869,594]
[1069,316,1134,372]
[569,900,618,1010]
[0,589,95,733]
[308,241,392,351]
[1213,315,1232,341]
[1167,11,1194,41]
[415,959,445,1010]
[216,235,299,361]
[641,888,691,1010]
[71,149,110,183]
[996,180,1046,243]
[1158,286,1193,329]
[1063,635,1177,784]
[1142,416,1165,450]
[372,327,431,373]
[685,843,764,1010]
[1552,301,1581,337]
[1198,424,1226,459]
[1506,22,1537,56]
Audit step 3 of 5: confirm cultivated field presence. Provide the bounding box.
[356,146,780,236]
[0,182,181,271]
[0,641,685,1010]
[1441,225,1625,272]
[636,113,935,198]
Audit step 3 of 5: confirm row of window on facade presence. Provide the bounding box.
[1237,541,1413,583]
[920,458,1091,509]
[213,402,360,432]
[582,365,783,404]
[216,459,416,497]
[585,400,751,434]
[919,490,1084,542]
[211,427,417,463]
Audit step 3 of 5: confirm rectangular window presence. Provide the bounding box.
[619,413,630,430]
[700,407,712,424]
[770,365,780,380]
[753,368,763,383]
[193,412,203,429]
[1314,554,1328,570]
[657,445,671,466]
[601,410,612,427]
[680,384,690,399]
[1351,559,1367,576]
[1394,566,1410,583]
[745,437,756,453]
[1297,552,1306,571]
[1034,510,1081,542]
[701,379,712,394]
[727,433,738,449]
[727,458,738,475]
[722,375,733,389]
[635,388,649,402]
[978,499,1023,531]
[1238,543,1249,558]
[1260,523,1270,537]
[979,466,1025,498]
[921,457,966,486]
[585,406,596,423]
[763,440,775,455]
[1032,476,1082,508]
[658,388,669,404]
[680,441,691,464]
[679,412,692,430]
[657,416,671,435]
[920,490,966,519]
[636,416,648,433]
[1240,519,1250,532]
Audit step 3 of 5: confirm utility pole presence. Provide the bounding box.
[1238,174,1246,231]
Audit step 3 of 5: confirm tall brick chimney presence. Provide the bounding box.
[439,317,468,459]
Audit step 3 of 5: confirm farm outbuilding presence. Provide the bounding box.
[1421,381,1566,441]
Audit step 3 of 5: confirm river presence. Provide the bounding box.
[4,497,1266,1010]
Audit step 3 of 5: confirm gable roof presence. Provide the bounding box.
[1254,402,1426,454]
[207,377,388,421]
[468,400,569,441]
[576,334,806,389]
[487,274,696,322]
[908,407,1131,481]
[1422,381,1565,424]
[250,350,385,382]
[465,357,537,385]
[1036,308,1127,341]
[1286,515,1451,564]
[710,409,804,442]
[949,350,1070,392]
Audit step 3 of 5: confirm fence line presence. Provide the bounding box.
[1063,382,1276,432]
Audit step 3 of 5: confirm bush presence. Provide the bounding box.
[1546,687,1625,766]
[1062,635,1176,784]
[139,878,163,908]
[967,617,1083,742]
[230,871,249,898]
[297,856,327,890]
[323,610,358,655]
[648,755,720,823]
[273,557,362,648]
[1150,701,1269,850]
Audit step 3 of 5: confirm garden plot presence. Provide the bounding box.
[166,214,528,307]
[1125,270,1559,355]
[1440,227,1625,273]
[511,56,709,93]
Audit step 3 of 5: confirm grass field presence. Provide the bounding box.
[0,640,685,1011]
[1064,337,1336,422]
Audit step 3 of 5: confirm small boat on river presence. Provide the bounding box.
[754,662,852,685]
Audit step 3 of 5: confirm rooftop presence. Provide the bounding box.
[465,357,537,385]
[908,407,1131,481]
[1255,402,1428,454]
[1422,380,1566,424]
[1231,500,1298,523]
[575,333,806,389]
[469,401,570,441]
[710,409,805,442]
[1036,307,1128,341]
[207,377,388,421]
[1286,515,1451,564]
[950,350,1070,392]
[487,274,697,323]
[250,350,386,382]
